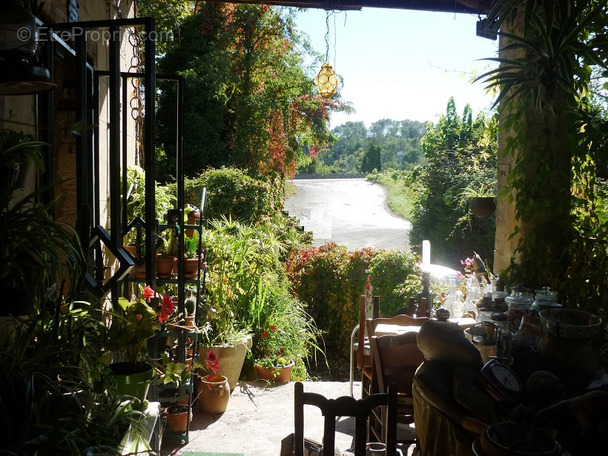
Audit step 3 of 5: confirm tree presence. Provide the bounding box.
[360,144,381,173]
[151,4,349,181]
[410,97,497,268]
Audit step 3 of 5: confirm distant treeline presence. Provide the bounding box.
[298,119,427,175]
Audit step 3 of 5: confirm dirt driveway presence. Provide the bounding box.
[284,178,411,250]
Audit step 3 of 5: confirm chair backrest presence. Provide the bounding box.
[294,382,397,456]
[366,314,429,338]
[357,295,380,369]
[370,332,427,400]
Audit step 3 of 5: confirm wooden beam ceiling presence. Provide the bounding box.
[206,0,492,15]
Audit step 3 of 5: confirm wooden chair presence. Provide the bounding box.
[294,381,398,456]
[362,314,428,400]
[350,295,379,397]
[369,332,427,449]
[367,314,429,336]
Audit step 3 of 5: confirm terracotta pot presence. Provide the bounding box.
[471,197,496,217]
[183,257,200,279]
[156,255,176,279]
[202,336,251,392]
[185,315,196,328]
[124,244,146,278]
[196,375,230,414]
[165,405,191,433]
[255,361,294,383]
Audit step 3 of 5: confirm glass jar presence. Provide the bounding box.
[531,286,561,316]
[505,286,533,332]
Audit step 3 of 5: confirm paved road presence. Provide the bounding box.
[284,178,411,250]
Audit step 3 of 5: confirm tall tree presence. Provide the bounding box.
[410,97,497,267]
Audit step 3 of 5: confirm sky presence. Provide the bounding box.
[294,7,500,128]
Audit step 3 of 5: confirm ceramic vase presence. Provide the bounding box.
[197,375,230,414]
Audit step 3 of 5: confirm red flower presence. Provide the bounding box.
[270,325,277,332]
[158,294,175,323]
[143,285,155,302]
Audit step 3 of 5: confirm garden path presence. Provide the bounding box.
[284,178,411,250]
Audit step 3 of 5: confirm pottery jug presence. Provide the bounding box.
[197,375,230,414]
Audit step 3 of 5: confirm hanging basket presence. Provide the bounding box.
[470,197,496,217]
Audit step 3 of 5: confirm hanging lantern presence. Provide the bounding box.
[314,63,338,99]
[0,2,55,95]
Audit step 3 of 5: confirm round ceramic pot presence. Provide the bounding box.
[197,375,230,414]
[107,361,154,403]
[255,361,294,383]
[165,405,191,433]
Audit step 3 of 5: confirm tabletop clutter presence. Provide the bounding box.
[414,255,607,456]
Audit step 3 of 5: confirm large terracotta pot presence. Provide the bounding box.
[203,335,252,391]
[107,361,154,403]
[196,375,230,414]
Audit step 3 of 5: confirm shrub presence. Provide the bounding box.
[286,244,421,357]
[183,167,283,223]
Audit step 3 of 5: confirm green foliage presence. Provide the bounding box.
[409,98,498,269]
[478,0,608,287]
[366,169,420,220]
[368,250,422,315]
[302,120,426,175]
[198,214,318,379]
[154,4,348,181]
[285,244,421,357]
[246,277,323,380]
[183,167,283,223]
[360,143,382,173]
[0,301,144,455]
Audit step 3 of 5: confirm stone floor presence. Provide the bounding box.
[161,380,362,456]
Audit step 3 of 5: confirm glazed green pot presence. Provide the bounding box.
[107,362,154,402]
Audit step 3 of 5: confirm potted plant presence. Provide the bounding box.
[254,355,294,383]
[248,278,324,384]
[194,349,231,415]
[183,230,202,279]
[0,129,45,193]
[0,130,84,317]
[459,183,497,217]
[105,285,176,402]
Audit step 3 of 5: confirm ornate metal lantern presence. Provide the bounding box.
[314,63,338,99]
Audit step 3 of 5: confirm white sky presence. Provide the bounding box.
[294,7,500,128]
